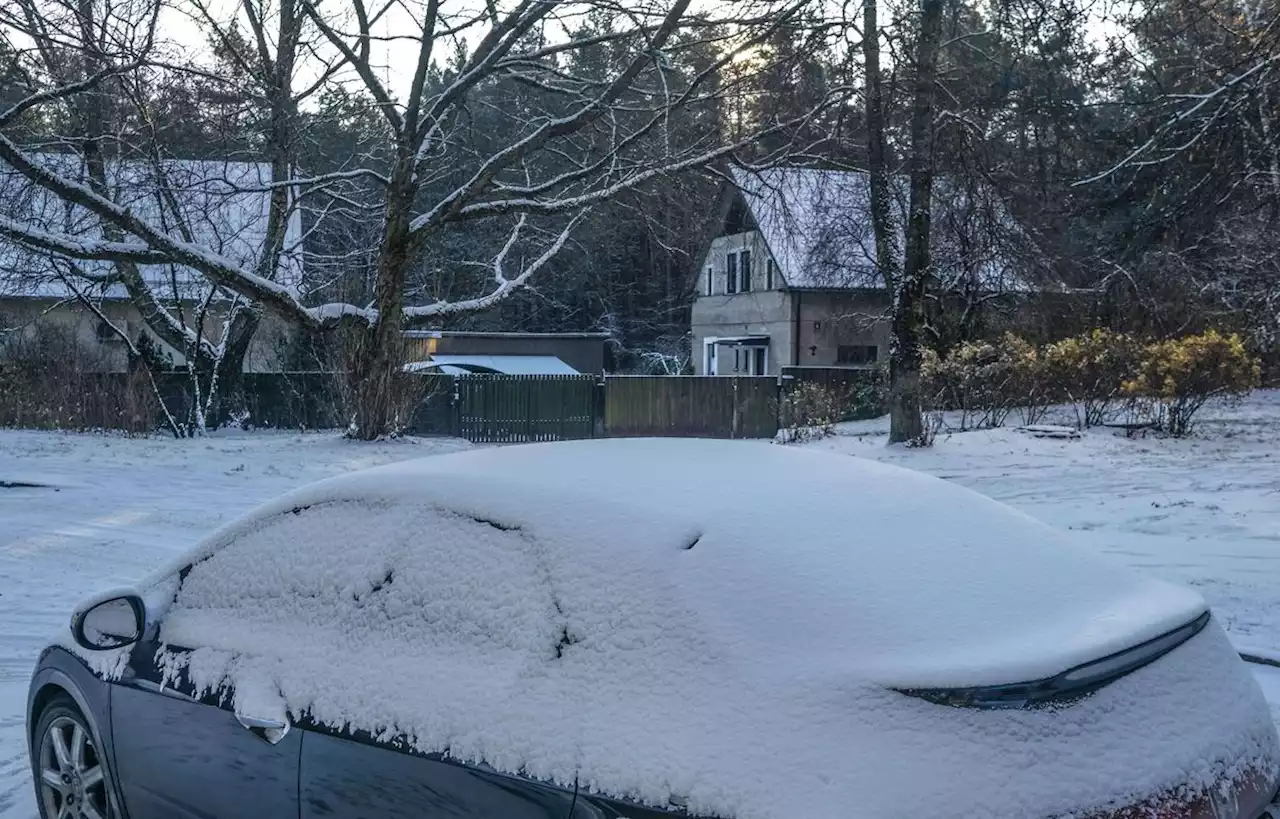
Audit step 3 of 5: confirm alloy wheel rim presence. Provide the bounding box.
[38,715,110,819]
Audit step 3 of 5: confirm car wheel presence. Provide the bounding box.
[33,695,116,819]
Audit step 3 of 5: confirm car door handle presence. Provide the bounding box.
[235,713,291,745]
[131,679,196,702]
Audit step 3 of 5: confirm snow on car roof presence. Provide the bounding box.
[86,439,1278,819]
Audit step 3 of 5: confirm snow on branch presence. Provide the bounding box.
[0,61,146,127]
[0,215,174,264]
[1075,55,1280,186]
[402,211,583,321]
[0,135,323,328]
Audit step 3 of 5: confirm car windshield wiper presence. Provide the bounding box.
[897,610,1212,710]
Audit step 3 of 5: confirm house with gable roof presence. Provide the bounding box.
[691,165,1045,376]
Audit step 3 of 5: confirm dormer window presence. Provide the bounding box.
[726,252,738,294]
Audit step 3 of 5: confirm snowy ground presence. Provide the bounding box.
[0,392,1278,815]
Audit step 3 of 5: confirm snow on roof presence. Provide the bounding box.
[0,154,304,301]
[730,165,1040,293]
[428,354,581,375]
[79,439,1277,819]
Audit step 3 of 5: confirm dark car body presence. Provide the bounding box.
[29,639,1280,819]
[29,641,678,819]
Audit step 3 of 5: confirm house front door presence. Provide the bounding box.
[705,338,769,376]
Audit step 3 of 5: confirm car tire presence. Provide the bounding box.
[32,694,119,819]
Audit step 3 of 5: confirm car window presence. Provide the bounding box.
[158,499,562,662]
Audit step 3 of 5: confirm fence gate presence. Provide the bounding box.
[455,375,599,443]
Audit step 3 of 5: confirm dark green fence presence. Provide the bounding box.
[454,375,599,444]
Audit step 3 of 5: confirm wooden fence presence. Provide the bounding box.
[603,376,777,438]
[406,374,783,442]
[3,367,883,442]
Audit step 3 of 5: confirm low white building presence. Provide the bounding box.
[0,155,304,372]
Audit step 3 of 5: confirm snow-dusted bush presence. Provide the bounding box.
[336,328,431,439]
[847,366,889,420]
[0,320,158,434]
[1002,334,1055,425]
[1124,330,1260,437]
[1042,329,1143,427]
[777,382,844,442]
[921,335,1037,429]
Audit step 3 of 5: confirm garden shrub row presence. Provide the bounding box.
[921,329,1260,436]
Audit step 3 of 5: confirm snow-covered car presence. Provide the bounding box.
[26,438,1280,819]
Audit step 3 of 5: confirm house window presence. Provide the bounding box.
[766,258,775,290]
[740,249,752,292]
[706,266,713,295]
[837,345,880,366]
[726,252,738,294]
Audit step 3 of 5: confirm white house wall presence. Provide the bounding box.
[691,231,793,375]
[0,298,297,374]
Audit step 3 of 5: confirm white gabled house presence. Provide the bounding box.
[692,165,1044,376]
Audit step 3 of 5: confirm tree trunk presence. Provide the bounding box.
[888,0,944,445]
[863,0,898,292]
[203,308,260,427]
[347,157,417,439]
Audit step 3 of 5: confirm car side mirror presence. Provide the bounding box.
[71,594,145,651]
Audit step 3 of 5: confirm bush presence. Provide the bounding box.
[0,317,159,433]
[1124,330,1260,436]
[847,366,889,420]
[921,334,1038,429]
[1042,329,1143,427]
[1002,334,1054,425]
[777,382,845,443]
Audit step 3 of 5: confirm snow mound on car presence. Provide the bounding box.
[114,439,1277,819]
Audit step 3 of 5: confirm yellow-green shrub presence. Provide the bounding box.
[1042,329,1142,426]
[1124,330,1260,436]
[777,381,845,442]
[922,334,1038,429]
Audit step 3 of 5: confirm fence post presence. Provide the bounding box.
[731,377,740,439]
[594,377,607,438]
[450,376,461,438]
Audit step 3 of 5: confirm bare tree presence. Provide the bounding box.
[1,0,826,438]
[862,0,897,292]
[0,0,312,433]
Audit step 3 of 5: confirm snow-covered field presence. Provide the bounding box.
[0,392,1277,815]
